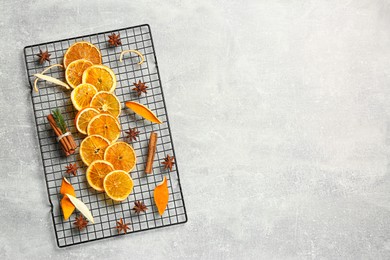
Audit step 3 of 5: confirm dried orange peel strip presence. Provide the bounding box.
[60,177,76,220]
[125,101,162,124]
[119,49,145,65]
[59,177,95,223]
[154,176,169,216]
[34,73,70,91]
[66,194,95,223]
[33,64,64,92]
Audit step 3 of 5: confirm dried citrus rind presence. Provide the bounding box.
[34,73,70,90]
[125,101,162,124]
[154,176,169,216]
[33,64,64,92]
[60,177,75,220]
[119,49,145,65]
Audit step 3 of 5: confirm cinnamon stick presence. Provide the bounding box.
[145,132,158,174]
[47,114,77,156]
[47,116,70,156]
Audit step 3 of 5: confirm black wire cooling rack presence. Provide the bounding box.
[23,24,187,247]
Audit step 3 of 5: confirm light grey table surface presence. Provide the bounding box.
[1,0,390,259]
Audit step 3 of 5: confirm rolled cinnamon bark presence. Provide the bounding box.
[145,132,158,174]
[47,118,70,156]
[47,114,77,156]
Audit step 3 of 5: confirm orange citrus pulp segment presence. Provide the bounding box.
[103,170,134,201]
[80,135,110,166]
[90,91,121,117]
[75,107,100,135]
[71,83,98,111]
[82,65,116,92]
[104,142,136,173]
[86,160,114,191]
[65,59,93,88]
[87,114,121,142]
[63,41,102,68]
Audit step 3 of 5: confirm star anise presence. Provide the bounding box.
[37,49,51,65]
[108,33,122,47]
[116,218,131,234]
[162,154,175,171]
[133,201,148,214]
[132,80,148,96]
[73,215,88,230]
[125,128,140,142]
[65,163,78,176]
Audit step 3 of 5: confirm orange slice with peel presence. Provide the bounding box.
[82,65,116,92]
[86,160,114,191]
[90,91,121,117]
[80,135,110,166]
[65,59,93,88]
[63,41,102,68]
[87,114,121,142]
[71,83,98,111]
[125,101,162,124]
[103,170,134,201]
[75,107,100,135]
[60,177,75,220]
[153,176,169,216]
[104,142,136,173]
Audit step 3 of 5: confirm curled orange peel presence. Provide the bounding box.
[60,177,75,220]
[119,50,145,65]
[33,64,64,92]
[154,176,169,216]
[125,101,162,124]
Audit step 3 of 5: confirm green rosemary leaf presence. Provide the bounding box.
[52,109,67,133]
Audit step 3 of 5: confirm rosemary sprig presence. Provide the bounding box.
[52,109,67,133]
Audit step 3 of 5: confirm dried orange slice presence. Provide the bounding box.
[75,107,100,134]
[104,142,136,173]
[71,83,98,111]
[82,65,116,92]
[90,91,121,117]
[86,160,114,191]
[80,135,110,166]
[103,170,134,201]
[65,59,93,88]
[63,41,102,68]
[87,114,121,142]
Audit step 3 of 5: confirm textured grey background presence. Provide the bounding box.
[1,0,390,259]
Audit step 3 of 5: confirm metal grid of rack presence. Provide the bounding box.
[23,24,187,247]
